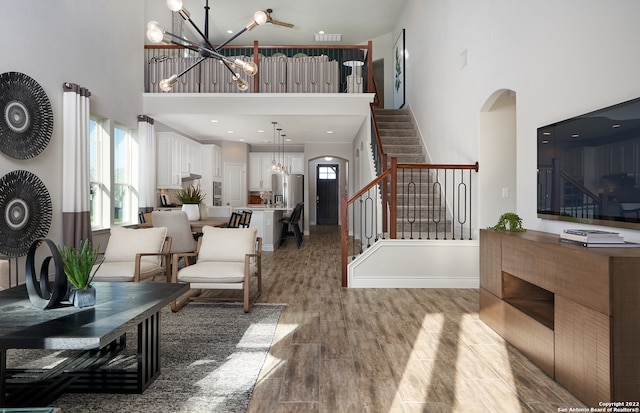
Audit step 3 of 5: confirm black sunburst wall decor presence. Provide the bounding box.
[0,72,53,159]
[0,170,53,257]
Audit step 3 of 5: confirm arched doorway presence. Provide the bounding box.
[478,89,517,228]
[308,156,348,227]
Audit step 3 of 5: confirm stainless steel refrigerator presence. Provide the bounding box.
[272,174,304,208]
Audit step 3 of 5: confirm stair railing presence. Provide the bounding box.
[341,157,479,287]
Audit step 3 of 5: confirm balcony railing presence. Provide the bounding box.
[144,42,373,94]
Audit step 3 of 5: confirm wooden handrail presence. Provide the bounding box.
[396,162,479,171]
[347,169,391,204]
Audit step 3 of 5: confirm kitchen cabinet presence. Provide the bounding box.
[156,132,182,189]
[211,144,222,179]
[249,153,275,191]
[156,132,203,189]
[287,153,304,174]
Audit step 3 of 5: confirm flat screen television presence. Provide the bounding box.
[537,96,640,229]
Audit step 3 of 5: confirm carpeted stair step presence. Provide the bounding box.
[377,121,414,130]
[387,154,427,164]
[383,144,423,154]
[379,128,418,137]
[380,135,421,145]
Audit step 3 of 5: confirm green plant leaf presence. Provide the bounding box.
[175,184,205,204]
[58,239,101,290]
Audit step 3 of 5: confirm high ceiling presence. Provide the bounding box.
[145,0,405,46]
[143,0,404,146]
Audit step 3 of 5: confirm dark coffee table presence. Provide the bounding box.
[0,281,189,407]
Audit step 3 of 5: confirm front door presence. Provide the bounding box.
[316,164,339,225]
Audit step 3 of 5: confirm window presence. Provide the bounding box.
[113,126,139,225]
[318,165,337,180]
[89,118,110,230]
[89,120,140,229]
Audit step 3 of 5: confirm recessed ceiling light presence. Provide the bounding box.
[285,138,292,142]
[612,124,621,128]
[210,119,219,123]
[227,30,233,34]
[262,140,271,143]
[257,130,265,133]
[571,134,579,138]
[319,30,325,34]
[238,138,245,142]
[227,130,234,133]
[324,156,333,161]
[326,130,334,134]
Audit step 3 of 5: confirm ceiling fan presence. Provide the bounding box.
[263,8,294,28]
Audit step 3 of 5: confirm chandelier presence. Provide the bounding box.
[268,122,289,176]
[146,0,268,91]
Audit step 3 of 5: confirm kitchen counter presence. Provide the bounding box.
[237,206,291,251]
[243,204,292,211]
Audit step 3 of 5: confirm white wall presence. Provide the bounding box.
[397,0,640,240]
[478,90,517,228]
[0,1,145,281]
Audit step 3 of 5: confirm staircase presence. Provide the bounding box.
[374,108,451,238]
[375,108,426,164]
[342,108,480,287]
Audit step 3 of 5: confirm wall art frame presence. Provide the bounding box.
[393,29,406,109]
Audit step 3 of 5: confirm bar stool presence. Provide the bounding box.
[279,202,304,248]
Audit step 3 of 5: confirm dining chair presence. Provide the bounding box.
[151,210,198,270]
[239,210,253,228]
[170,226,262,312]
[227,212,243,228]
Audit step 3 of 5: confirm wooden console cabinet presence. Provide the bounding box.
[479,229,640,406]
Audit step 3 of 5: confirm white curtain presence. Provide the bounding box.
[138,115,156,212]
[62,82,92,248]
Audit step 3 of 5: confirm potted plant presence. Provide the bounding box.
[489,212,525,232]
[176,184,205,221]
[59,240,102,308]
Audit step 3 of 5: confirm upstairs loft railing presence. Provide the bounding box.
[144,41,373,94]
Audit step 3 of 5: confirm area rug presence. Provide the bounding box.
[6,303,283,413]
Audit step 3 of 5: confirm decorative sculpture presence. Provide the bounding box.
[25,238,68,310]
[0,170,52,256]
[0,72,53,159]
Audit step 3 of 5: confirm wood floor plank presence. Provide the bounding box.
[245,225,587,412]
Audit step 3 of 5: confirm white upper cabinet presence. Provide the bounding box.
[211,144,222,179]
[249,152,274,191]
[287,153,305,174]
[156,132,203,189]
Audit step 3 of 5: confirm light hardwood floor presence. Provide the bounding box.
[245,225,586,413]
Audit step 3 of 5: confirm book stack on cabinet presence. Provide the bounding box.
[560,229,639,247]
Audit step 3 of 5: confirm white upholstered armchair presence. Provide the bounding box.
[170,226,262,312]
[92,226,172,282]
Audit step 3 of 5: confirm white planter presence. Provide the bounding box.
[182,203,200,221]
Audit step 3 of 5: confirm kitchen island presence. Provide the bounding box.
[238,205,292,251]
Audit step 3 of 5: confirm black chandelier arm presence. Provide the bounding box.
[214,27,249,52]
[176,56,208,78]
[182,15,217,52]
[165,32,232,65]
